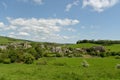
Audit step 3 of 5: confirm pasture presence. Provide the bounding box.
[0,57,120,80]
[67,43,120,52]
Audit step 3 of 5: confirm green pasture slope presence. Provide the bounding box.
[0,57,120,80]
[66,43,100,48]
[105,44,120,52]
[67,43,120,52]
[0,36,29,44]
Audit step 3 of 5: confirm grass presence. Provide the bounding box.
[105,44,120,52]
[0,57,120,80]
[66,43,100,48]
[0,36,29,44]
[66,43,120,52]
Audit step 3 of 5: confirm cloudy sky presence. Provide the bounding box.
[0,0,120,43]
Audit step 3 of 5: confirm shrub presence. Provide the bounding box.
[3,58,11,64]
[56,53,64,57]
[100,52,106,57]
[111,52,117,56]
[81,60,89,67]
[74,53,83,57]
[0,54,3,63]
[8,52,18,63]
[0,53,9,63]
[116,64,120,69]
[35,47,44,58]
[25,48,39,60]
[115,55,120,59]
[23,53,35,64]
[68,54,73,58]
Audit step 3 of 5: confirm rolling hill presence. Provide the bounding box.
[0,36,30,44]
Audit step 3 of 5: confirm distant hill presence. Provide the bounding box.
[0,36,30,44]
[0,36,120,52]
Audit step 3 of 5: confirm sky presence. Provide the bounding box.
[0,0,120,43]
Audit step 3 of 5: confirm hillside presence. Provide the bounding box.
[0,36,30,44]
[67,43,120,52]
[0,36,120,52]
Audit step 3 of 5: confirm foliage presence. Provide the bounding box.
[77,40,120,45]
[25,48,37,59]
[116,64,120,69]
[35,46,44,58]
[73,53,83,57]
[56,53,64,57]
[68,54,73,58]
[22,53,35,64]
[115,55,120,59]
[3,58,11,64]
[81,60,89,67]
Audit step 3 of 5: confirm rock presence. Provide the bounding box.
[0,45,7,50]
[92,46,106,52]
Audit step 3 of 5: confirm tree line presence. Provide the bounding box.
[76,40,120,45]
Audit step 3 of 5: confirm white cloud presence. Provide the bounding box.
[0,22,5,28]
[65,0,79,12]
[18,0,43,5]
[83,0,119,12]
[33,0,43,5]
[18,32,30,36]
[0,17,79,43]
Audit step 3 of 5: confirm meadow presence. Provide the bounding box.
[0,57,120,80]
[67,43,120,52]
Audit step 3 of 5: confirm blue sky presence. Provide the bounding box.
[0,0,120,43]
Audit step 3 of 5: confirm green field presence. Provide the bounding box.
[0,57,120,80]
[105,44,120,52]
[66,43,100,48]
[0,36,29,44]
[66,43,120,52]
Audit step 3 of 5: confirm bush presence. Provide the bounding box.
[116,64,120,69]
[56,53,64,57]
[3,58,11,64]
[100,52,106,57]
[23,53,35,64]
[74,53,83,57]
[115,55,120,59]
[8,52,18,63]
[68,54,73,58]
[81,60,89,67]
[0,53,9,63]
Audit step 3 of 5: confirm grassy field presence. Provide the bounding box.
[66,43,100,48]
[0,57,120,80]
[105,44,120,52]
[0,36,29,44]
[66,43,120,52]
